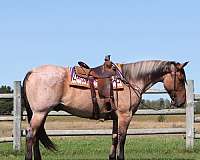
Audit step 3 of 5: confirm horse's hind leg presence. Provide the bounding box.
[33,137,41,160]
[25,112,46,160]
[109,119,118,160]
[25,127,33,160]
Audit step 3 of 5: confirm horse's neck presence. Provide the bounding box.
[131,73,164,93]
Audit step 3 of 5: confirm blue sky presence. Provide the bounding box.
[0,0,199,93]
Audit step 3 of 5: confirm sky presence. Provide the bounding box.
[0,0,199,94]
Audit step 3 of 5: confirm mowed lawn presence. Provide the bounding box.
[0,136,200,160]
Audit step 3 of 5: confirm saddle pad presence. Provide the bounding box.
[69,67,124,90]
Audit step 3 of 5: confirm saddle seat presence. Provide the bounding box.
[77,61,116,79]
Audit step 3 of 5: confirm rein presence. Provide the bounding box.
[111,62,142,98]
[111,62,142,110]
[78,61,180,115]
[112,62,179,111]
[112,62,163,111]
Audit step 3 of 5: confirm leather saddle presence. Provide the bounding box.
[75,55,117,119]
[77,60,116,79]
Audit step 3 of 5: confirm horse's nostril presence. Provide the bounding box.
[171,100,176,106]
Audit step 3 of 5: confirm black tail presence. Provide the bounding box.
[23,72,56,151]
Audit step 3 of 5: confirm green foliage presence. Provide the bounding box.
[0,85,13,115]
[140,98,171,110]
[158,115,166,122]
[195,101,200,114]
[0,99,13,115]
[0,85,13,94]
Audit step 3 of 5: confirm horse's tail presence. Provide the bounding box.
[23,71,56,151]
[23,71,33,123]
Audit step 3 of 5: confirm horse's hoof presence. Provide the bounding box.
[109,155,116,160]
[25,156,32,160]
[117,156,124,160]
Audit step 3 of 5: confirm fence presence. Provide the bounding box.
[0,81,21,151]
[0,80,199,151]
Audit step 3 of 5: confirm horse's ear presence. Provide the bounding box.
[163,65,171,73]
[164,62,175,73]
[178,61,189,69]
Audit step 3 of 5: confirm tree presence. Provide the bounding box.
[139,98,172,110]
[0,85,13,115]
[0,85,13,93]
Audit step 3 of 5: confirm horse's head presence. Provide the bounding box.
[163,61,189,108]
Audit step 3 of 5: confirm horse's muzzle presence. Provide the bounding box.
[170,100,185,108]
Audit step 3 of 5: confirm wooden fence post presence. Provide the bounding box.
[186,80,194,150]
[13,81,22,151]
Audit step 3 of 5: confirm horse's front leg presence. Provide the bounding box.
[117,112,132,160]
[109,119,118,160]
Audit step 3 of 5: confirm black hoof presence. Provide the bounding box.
[117,156,124,160]
[109,155,116,160]
[25,155,32,160]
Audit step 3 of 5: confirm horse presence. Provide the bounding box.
[23,59,188,160]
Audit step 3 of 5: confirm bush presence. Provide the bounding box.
[195,101,200,114]
[158,115,166,122]
[0,85,13,115]
[0,99,13,115]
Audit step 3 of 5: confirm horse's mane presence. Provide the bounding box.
[121,60,171,81]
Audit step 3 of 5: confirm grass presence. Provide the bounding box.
[0,136,200,160]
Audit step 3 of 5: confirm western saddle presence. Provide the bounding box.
[75,55,118,119]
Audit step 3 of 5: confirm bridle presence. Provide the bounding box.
[170,68,177,107]
[169,63,183,108]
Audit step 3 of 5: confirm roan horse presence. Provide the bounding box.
[23,59,188,160]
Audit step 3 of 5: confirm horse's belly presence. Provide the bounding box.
[61,88,96,118]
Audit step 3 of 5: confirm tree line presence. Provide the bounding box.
[0,85,200,115]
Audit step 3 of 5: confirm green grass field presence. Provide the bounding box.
[0,136,200,160]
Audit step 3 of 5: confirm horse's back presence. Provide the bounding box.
[31,64,66,73]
